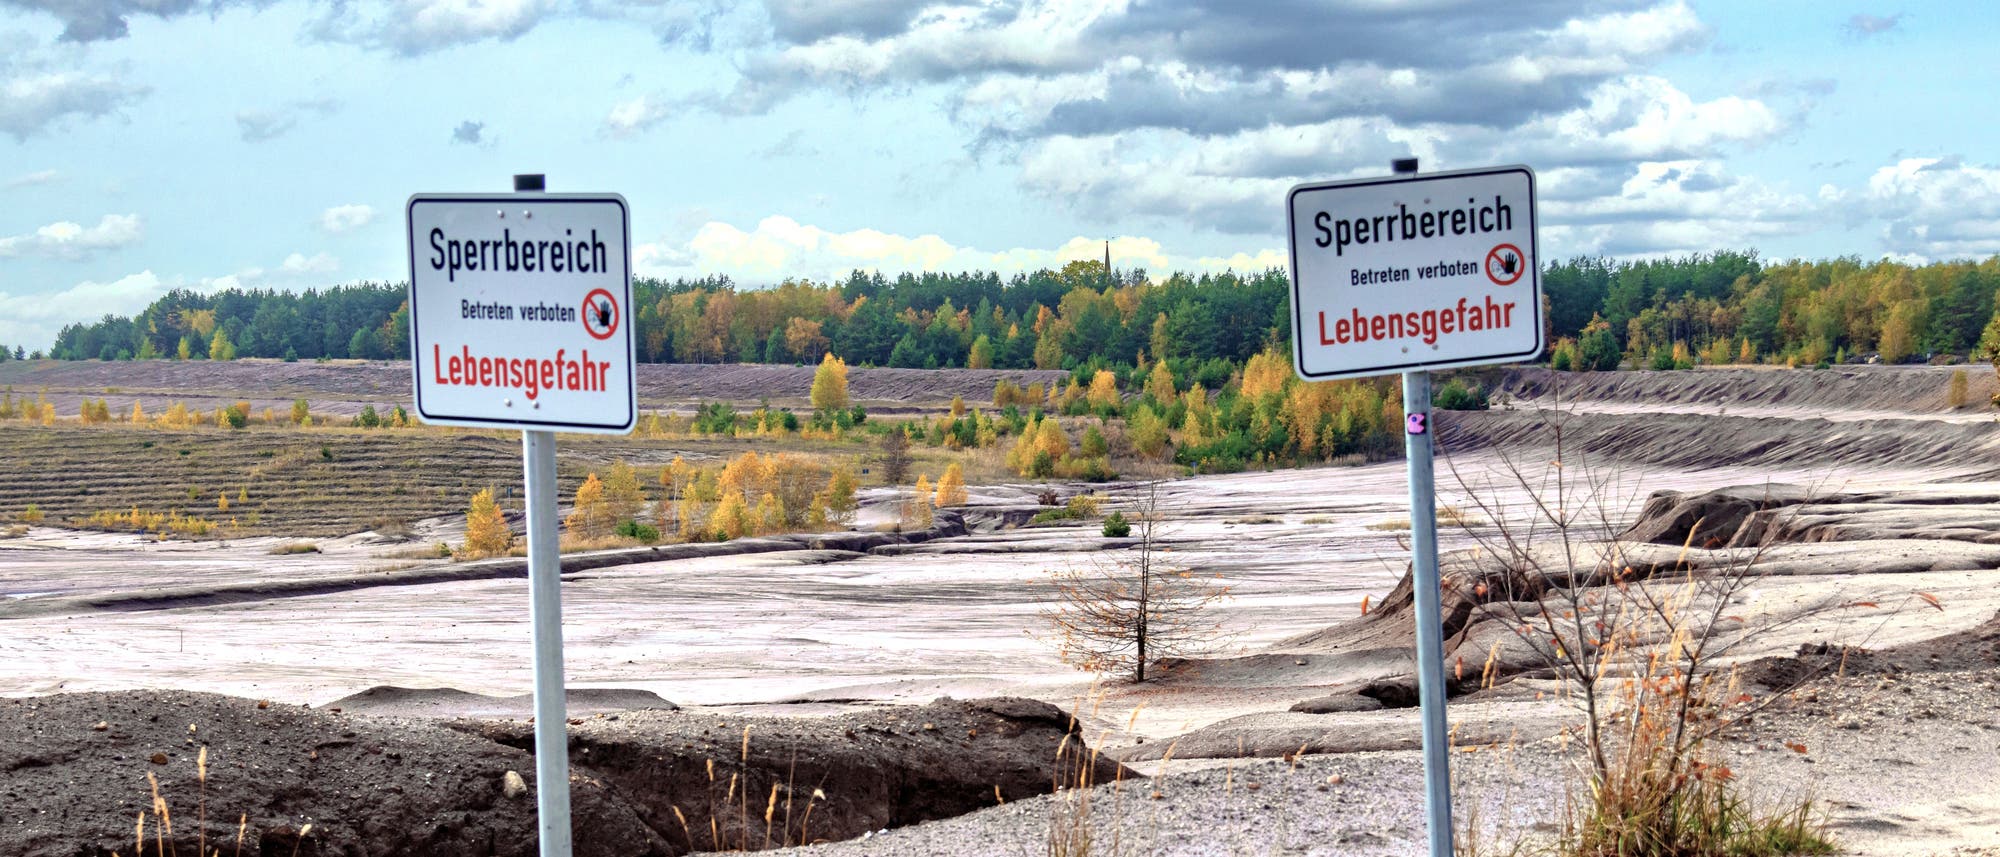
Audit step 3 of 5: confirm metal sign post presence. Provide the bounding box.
[515,173,572,857]
[1285,157,1542,857]
[523,425,569,856]
[1395,156,1455,857]
[406,173,637,857]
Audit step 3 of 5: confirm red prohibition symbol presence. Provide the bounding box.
[582,288,619,340]
[1485,243,1526,286]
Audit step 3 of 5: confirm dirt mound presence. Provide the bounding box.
[0,359,1069,413]
[0,690,1129,857]
[1739,610,2000,691]
[635,363,1069,405]
[1,513,970,619]
[325,686,679,718]
[1438,408,2000,471]
[1495,365,1997,415]
[0,689,666,857]
[452,696,1132,852]
[1619,483,1818,547]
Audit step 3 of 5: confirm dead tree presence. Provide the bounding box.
[1042,483,1231,682]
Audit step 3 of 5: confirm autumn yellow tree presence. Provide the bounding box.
[209,329,236,361]
[784,318,828,362]
[1144,360,1175,403]
[935,462,968,507]
[712,492,753,540]
[815,467,860,525]
[1086,370,1120,410]
[1128,405,1170,460]
[1240,349,1290,400]
[565,473,612,538]
[603,462,647,524]
[811,353,850,413]
[903,475,935,530]
[968,334,994,369]
[1033,324,1066,369]
[464,488,512,556]
[754,492,785,534]
[1036,417,1071,461]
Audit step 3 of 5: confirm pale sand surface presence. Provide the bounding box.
[9,365,2000,854]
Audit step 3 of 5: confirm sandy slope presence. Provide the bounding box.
[0,358,1068,418]
[8,363,2000,854]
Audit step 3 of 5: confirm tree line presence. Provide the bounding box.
[39,251,2000,372]
[1544,252,2000,367]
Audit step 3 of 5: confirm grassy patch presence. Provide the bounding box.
[267,542,319,555]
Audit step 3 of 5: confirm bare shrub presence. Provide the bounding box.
[1444,395,1842,856]
[1042,483,1231,682]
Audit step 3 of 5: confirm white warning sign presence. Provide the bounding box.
[1286,166,1542,381]
[406,193,636,434]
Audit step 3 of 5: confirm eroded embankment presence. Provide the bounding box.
[0,515,972,620]
[1119,482,2000,763]
[0,690,1129,857]
[0,359,1070,408]
[1492,364,1997,415]
[1437,408,2000,472]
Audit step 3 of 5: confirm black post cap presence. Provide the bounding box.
[1392,158,1420,174]
[513,174,546,192]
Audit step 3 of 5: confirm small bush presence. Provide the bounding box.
[269,542,320,555]
[1101,512,1130,537]
[615,519,661,544]
[19,503,42,524]
[1065,494,1101,518]
[1030,507,1080,524]
[1433,379,1489,411]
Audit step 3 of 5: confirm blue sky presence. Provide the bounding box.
[0,0,1994,350]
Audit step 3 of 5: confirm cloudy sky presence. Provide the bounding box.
[0,0,1993,348]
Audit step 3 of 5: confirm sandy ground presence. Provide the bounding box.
[8,363,2000,854]
[0,456,1930,708]
[0,358,1069,418]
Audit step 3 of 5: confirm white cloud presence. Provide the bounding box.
[310,0,561,55]
[1859,157,2000,259]
[709,0,1715,140]
[1845,13,1903,38]
[319,204,377,234]
[604,94,672,138]
[0,270,170,349]
[0,37,148,139]
[0,0,229,42]
[1539,161,1822,257]
[3,169,60,189]
[0,251,335,348]
[234,97,339,142]
[1008,73,1786,239]
[1512,76,1782,163]
[634,215,1278,283]
[209,252,341,290]
[0,213,143,260]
